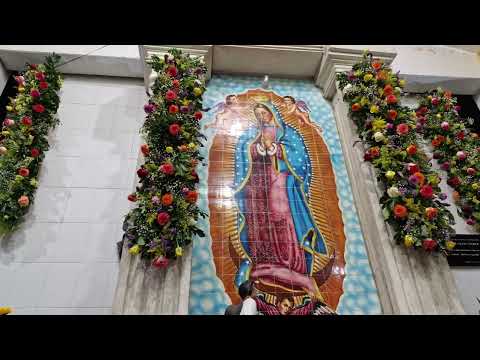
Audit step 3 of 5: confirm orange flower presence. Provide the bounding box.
[425,207,439,220]
[431,138,440,147]
[352,103,361,112]
[376,70,387,81]
[444,91,452,99]
[393,204,408,219]
[161,193,173,206]
[413,172,425,186]
[372,61,382,71]
[383,84,394,96]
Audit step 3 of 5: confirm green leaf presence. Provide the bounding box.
[382,207,390,220]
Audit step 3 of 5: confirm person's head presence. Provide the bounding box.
[238,280,256,300]
[278,297,294,315]
[283,96,296,106]
[253,103,274,124]
[226,94,238,105]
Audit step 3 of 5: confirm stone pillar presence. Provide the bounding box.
[317,46,465,314]
[112,46,212,315]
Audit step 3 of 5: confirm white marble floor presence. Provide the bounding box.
[0,75,146,315]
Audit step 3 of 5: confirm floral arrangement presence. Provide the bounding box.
[122,49,208,268]
[418,89,480,230]
[0,306,12,315]
[337,52,455,252]
[0,54,63,234]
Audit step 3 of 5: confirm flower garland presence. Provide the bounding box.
[336,52,455,252]
[0,54,63,234]
[122,49,208,268]
[418,89,480,230]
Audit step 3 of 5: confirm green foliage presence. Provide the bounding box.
[337,52,455,252]
[0,54,63,233]
[123,49,208,263]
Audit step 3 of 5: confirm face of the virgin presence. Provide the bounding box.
[254,107,273,124]
[226,95,238,105]
[279,299,293,315]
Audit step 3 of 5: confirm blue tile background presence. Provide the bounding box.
[188,75,381,315]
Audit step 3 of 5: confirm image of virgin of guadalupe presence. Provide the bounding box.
[233,101,335,306]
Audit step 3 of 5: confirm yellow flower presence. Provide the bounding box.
[363,73,373,82]
[188,142,196,150]
[30,179,38,188]
[446,241,456,250]
[0,307,12,315]
[436,113,442,119]
[360,97,369,106]
[385,171,396,180]
[472,183,479,190]
[176,246,183,257]
[129,245,140,255]
[370,105,379,114]
[181,99,191,106]
[193,87,203,97]
[165,146,173,153]
[18,87,25,93]
[404,235,414,248]
[354,70,363,77]
[15,105,22,112]
[399,79,406,87]
[6,106,13,112]
[372,118,386,132]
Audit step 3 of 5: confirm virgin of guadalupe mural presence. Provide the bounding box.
[207,89,346,315]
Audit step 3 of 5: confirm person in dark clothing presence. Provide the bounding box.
[224,280,257,315]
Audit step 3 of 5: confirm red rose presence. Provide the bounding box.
[140,144,150,156]
[157,212,171,225]
[386,95,397,104]
[161,193,174,206]
[39,81,48,90]
[137,167,149,178]
[31,148,40,158]
[447,176,461,187]
[351,103,361,112]
[422,238,437,251]
[167,66,178,77]
[30,89,40,98]
[467,168,476,175]
[431,97,439,106]
[364,152,373,161]
[388,109,398,120]
[407,163,419,174]
[194,111,203,120]
[160,163,175,175]
[169,104,179,114]
[128,194,137,202]
[32,104,45,113]
[172,79,180,87]
[383,84,394,96]
[152,256,169,268]
[456,131,465,140]
[165,90,177,101]
[21,116,33,126]
[169,123,181,136]
[185,190,198,203]
[396,123,409,135]
[30,64,38,70]
[444,103,451,111]
[419,106,428,115]
[191,169,199,182]
[393,204,408,219]
[419,185,434,199]
[35,72,45,81]
[406,144,417,156]
[18,167,30,177]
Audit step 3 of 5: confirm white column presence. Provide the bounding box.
[112,46,212,315]
[318,47,465,314]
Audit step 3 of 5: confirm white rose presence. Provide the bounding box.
[344,84,352,92]
[167,54,175,61]
[387,186,401,198]
[189,218,197,226]
[373,132,385,142]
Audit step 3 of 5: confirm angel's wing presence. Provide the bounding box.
[206,101,226,114]
[296,100,311,113]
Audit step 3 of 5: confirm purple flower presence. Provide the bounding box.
[438,193,448,201]
[467,218,476,226]
[152,196,161,205]
[144,103,156,114]
[386,123,394,130]
[441,162,450,171]
[408,175,419,185]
